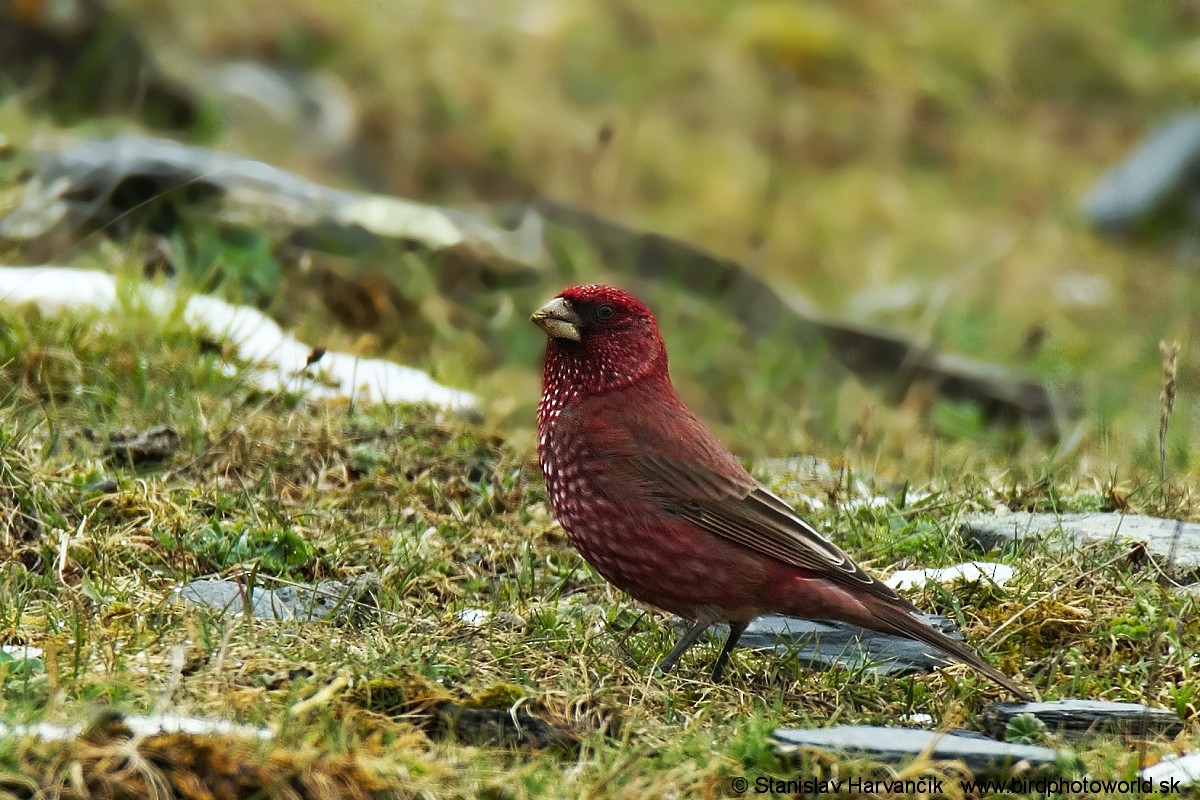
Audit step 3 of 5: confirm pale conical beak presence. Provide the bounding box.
[530,297,583,342]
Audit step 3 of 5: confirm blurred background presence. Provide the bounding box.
[2,0,1198,486]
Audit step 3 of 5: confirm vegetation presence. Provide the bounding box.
[1,1,1198,797]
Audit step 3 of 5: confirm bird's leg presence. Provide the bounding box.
[709,620,749,682]
[656,617,714,675]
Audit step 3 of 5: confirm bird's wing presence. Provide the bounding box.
[574,383,906,605]
[628,452,906,605]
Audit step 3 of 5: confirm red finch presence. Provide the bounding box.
[532,284,1029,698]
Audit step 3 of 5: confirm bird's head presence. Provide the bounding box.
[531,284,667,395]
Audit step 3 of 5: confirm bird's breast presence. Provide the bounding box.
[537,417,773,620]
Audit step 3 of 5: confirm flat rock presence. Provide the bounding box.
[984,700,1184,742]
[731,613,961,676]
[1143,751,1200,790]
[961,512,1200,580]
[1082,114,1200,235]
[773,726,1059,779]
[1,135,543,268]
[175,579,294,621]
[175,575,377,623]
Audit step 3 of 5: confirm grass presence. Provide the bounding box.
[2,0,1199,796]
[0,298,1195,796]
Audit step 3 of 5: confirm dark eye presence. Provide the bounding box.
[596,304,614,321]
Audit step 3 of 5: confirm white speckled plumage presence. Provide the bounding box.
[530,284,1030,696]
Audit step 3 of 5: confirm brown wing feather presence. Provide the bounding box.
[578,382,907,606]
[630,453,908,607]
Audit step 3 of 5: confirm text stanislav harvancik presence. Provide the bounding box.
[754,776,944,794]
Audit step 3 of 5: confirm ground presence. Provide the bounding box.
[1,1,1199,798]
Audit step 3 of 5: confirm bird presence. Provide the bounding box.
[531,284,1030,698]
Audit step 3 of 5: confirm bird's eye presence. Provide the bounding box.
[596,304,614,321]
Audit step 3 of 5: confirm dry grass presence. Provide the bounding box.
[0,327,1196,795]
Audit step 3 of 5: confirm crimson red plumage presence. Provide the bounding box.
[532,284,1029,698]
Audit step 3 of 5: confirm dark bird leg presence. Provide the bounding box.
[656,617,714,674]
[709,620,749,681]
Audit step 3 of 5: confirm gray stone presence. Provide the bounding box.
[732,613,960,676]
[984,700,1184,742]
[0,135,544,269]
[1142,751,1200,790]
[175,579,293,621]
[1082,114,1200,235]
[773,726,1059,778]
[961,512,1200,579]
[174,574,378,624]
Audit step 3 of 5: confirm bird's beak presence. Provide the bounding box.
[530,297,583,342]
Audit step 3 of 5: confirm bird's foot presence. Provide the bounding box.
[708,621,749,682]
[655,618,713,678]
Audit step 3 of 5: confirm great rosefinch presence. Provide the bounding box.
[532,284,1029,698]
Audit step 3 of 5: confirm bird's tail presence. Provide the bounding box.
[867,598,1032,700]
